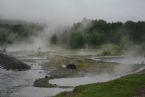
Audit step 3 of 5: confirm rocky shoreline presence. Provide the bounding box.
[0,52,30,71]
[33,77,73,88]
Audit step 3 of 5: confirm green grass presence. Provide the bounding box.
[54,72,145,97]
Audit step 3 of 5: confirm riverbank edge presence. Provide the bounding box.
[54,69,145,97]
[0,52,30,70]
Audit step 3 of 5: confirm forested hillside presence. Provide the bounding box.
[50,19,145,49]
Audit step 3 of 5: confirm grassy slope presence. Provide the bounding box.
[55,72,145,97]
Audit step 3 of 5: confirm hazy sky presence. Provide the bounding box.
[0,0,144,24]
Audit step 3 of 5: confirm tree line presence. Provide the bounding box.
[50,19,145,49]
[0,20,43,45]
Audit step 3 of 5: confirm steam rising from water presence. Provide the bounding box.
[3,25,60,52]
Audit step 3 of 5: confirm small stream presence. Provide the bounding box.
[0,51,145,97]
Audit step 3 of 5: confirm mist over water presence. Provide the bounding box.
[0,0,145,52]
[0,1,145,97]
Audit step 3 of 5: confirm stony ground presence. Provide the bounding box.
[0,52,30,70]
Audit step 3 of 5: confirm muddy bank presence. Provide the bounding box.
[33,77,73,88]
[0,52,30,70]
[33,77,57,88]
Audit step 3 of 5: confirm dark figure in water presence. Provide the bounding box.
[45,75,48,79]
[66,64,77,69]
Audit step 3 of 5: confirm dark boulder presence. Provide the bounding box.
[33,76,73,88]
[66,64,77,69]
[33,77,57,88]
[0,52,30,71]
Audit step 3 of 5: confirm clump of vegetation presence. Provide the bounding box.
[0,19,44,45]
[54,71,145,97]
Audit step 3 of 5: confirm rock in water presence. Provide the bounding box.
[0,52,30,71]
[33,77,57,88]
[66,64,77,69]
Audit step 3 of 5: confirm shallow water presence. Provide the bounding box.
[0,68,72,97]
[0,52,73,97]
[50,74,118,87]
[0,51,145,97]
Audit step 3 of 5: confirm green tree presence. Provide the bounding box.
[50,34,58,44]
[69,32,85,48]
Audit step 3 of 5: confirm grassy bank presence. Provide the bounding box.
[54,71,145,97]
